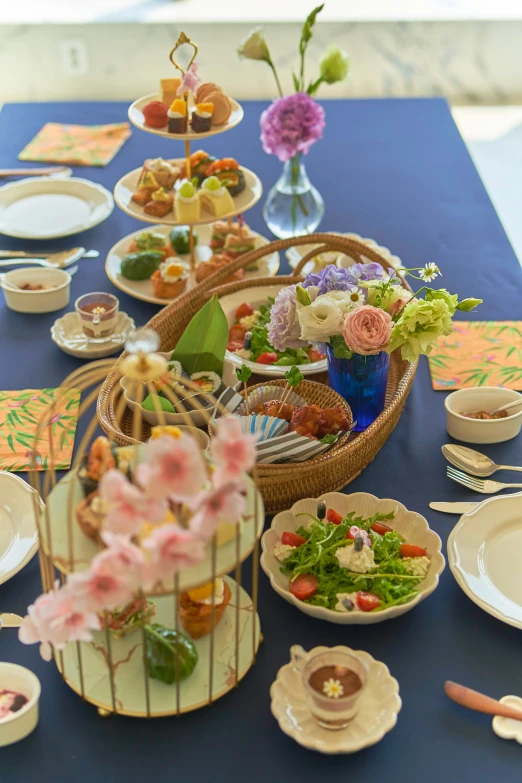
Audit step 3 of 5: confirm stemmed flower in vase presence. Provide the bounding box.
[267,261,481,430]
[237,5,350,238]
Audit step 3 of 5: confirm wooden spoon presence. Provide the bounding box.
[445,681,522,721]
[0,167,72,178]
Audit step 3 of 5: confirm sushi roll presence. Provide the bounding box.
[190,371,221,395]
[153,361,186,394]
[168,99,188,134]
[191,102,214,133]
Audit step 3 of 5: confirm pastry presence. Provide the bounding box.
[78,436,116,497]
[174,180,200,223]
[102,598,155,640]
[205,91,232,125]
[142,158,181,189]
[142,101,168,129]
[223,224,257,259]
[128,231,174,261]
[144,187,174,218]
[75,491,106,542]
[178,579,232,639]
[180,150,215,183]
[150,259,190,299]
[195,253,244,285]
[191,102,214,133]
[199,175,235,217]
[168,98,188,134]
[131,171,160,206]
[210,217,243,250]
[205,158,245,196]
[160,77,182,107]
[195,82,223,103]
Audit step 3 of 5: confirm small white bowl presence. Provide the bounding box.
[0,663,41,747]
[1,267,71,313]
[445,387,522,444]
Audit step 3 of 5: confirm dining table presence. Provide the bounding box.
[1,97,522,781]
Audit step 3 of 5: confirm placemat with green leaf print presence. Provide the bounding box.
[0,388,80,472]
[18,122,131,166]
[428,321,522,390]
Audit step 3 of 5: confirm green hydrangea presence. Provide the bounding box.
[387,298,454,362]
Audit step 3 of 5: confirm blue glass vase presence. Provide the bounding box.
[326,347,390,432]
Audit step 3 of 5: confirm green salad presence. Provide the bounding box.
[277,506,431,613]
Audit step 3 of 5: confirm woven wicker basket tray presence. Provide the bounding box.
[97,234,417,513]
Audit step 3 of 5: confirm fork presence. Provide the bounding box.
[446,466,522,494]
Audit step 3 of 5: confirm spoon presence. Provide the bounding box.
[442,444,522,477]
[445,681,522,722]
[491,399,522,415]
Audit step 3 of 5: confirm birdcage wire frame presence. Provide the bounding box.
[27,347,264,718]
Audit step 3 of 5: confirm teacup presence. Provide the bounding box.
[291,645,368,729]
[75,292,119,342]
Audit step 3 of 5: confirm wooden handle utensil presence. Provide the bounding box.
[445,680,522,721]
[0,167,72,178]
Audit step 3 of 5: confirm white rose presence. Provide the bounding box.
[320,290,361,315]
[297,297,344,343]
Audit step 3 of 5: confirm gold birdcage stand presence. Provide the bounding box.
[27,335,264,718]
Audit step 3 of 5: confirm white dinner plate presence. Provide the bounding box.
[286,232,404,277]
[105,224,279,306]
[220,283,327,377]
[128,92,244,141]
[0,177,114,239]
[113,163,262,227]
[0,472,41,585]
[448,493,522,629]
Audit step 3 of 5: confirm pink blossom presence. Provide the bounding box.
[176,62,201,96]
[260,93,325,162]
[99,470,167,536]
[190,481,246,540]
[210,416,257,486]
[342,305,392,356]
[19,583,100,661]
[388,293,411,318]
[67,538,142,612]
[142,524,206,584]
[137,435,207,504]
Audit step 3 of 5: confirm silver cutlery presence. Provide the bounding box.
[0,613,23,628]
[0,248,98,260]
[0,250,89,270]
[442,443,522,477]
[429,501,479,514]
[491,399,522,415]
[447,466,522,495]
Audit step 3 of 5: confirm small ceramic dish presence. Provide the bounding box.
[492,695,522,743]
[1,267,71,313]
[51,311,136,358]
[445,387,522,444]
[270,645,401,754]
[0,663,41,747]
[261,491,445,624]
[120,354,241,427]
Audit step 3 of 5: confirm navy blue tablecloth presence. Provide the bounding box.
[1,99,522,781]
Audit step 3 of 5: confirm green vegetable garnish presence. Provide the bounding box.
[135,232,167,252]
[170,225,198,255]
[120,251,162,281]
[236,364,252,383]
[285,365,304,388]
[145,624,198,684]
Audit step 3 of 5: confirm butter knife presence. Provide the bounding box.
[0,613,23,628]
[429,501,479,514]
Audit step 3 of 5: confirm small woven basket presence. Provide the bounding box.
[97,233,417,513]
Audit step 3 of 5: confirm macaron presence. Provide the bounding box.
[142,100,169,128]
[206,92,232,125]
[196,82,223,103]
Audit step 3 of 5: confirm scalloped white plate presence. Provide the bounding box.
[260,491,445,624]
[0,472,41,586]
[128,93,244,141]
[286,232,403,277]
[270,645,401,753]
[114,163,262,227]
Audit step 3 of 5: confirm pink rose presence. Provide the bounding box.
[342,305,392,355]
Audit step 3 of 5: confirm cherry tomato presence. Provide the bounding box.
[289,574,318,601]
[281,531,307,547]
[400,544,427,558]
[229,323,247,343]
[326,508,343,525]
[371,521,394,536]
[235,302,254,320]
[356,592,381,612]
[307,347,326,363]
[227,341,244,353]
[257,352,278,365]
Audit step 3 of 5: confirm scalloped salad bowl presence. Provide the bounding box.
[260,491,445,624]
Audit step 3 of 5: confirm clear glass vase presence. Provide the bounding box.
[326,348,390,432]
[263,153,325,239]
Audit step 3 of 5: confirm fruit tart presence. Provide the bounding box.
[178,579,232,639]
[151,258,190,299]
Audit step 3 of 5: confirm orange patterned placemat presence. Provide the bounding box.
[0,388,80,472]
[428,321,522,390]
[18,122,131,167]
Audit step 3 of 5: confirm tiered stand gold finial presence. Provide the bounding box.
[121,33,260,271]
[28,332,264,717]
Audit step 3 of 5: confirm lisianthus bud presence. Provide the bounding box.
[457,297,482,312]
[237,28,271,62]
[318,45,350,85]
[295,285,312,306]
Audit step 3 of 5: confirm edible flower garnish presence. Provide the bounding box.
[322,678,344,699]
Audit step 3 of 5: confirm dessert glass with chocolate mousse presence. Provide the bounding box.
[75,293,120,341]
[291,645,368,729]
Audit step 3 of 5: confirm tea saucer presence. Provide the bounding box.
[270,645,401,754]
[51,311,135,358]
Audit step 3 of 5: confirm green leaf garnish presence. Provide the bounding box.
[170,294,228,376]
[285,365,304,387]
[145,624,198,685]
[236,364,252,383]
